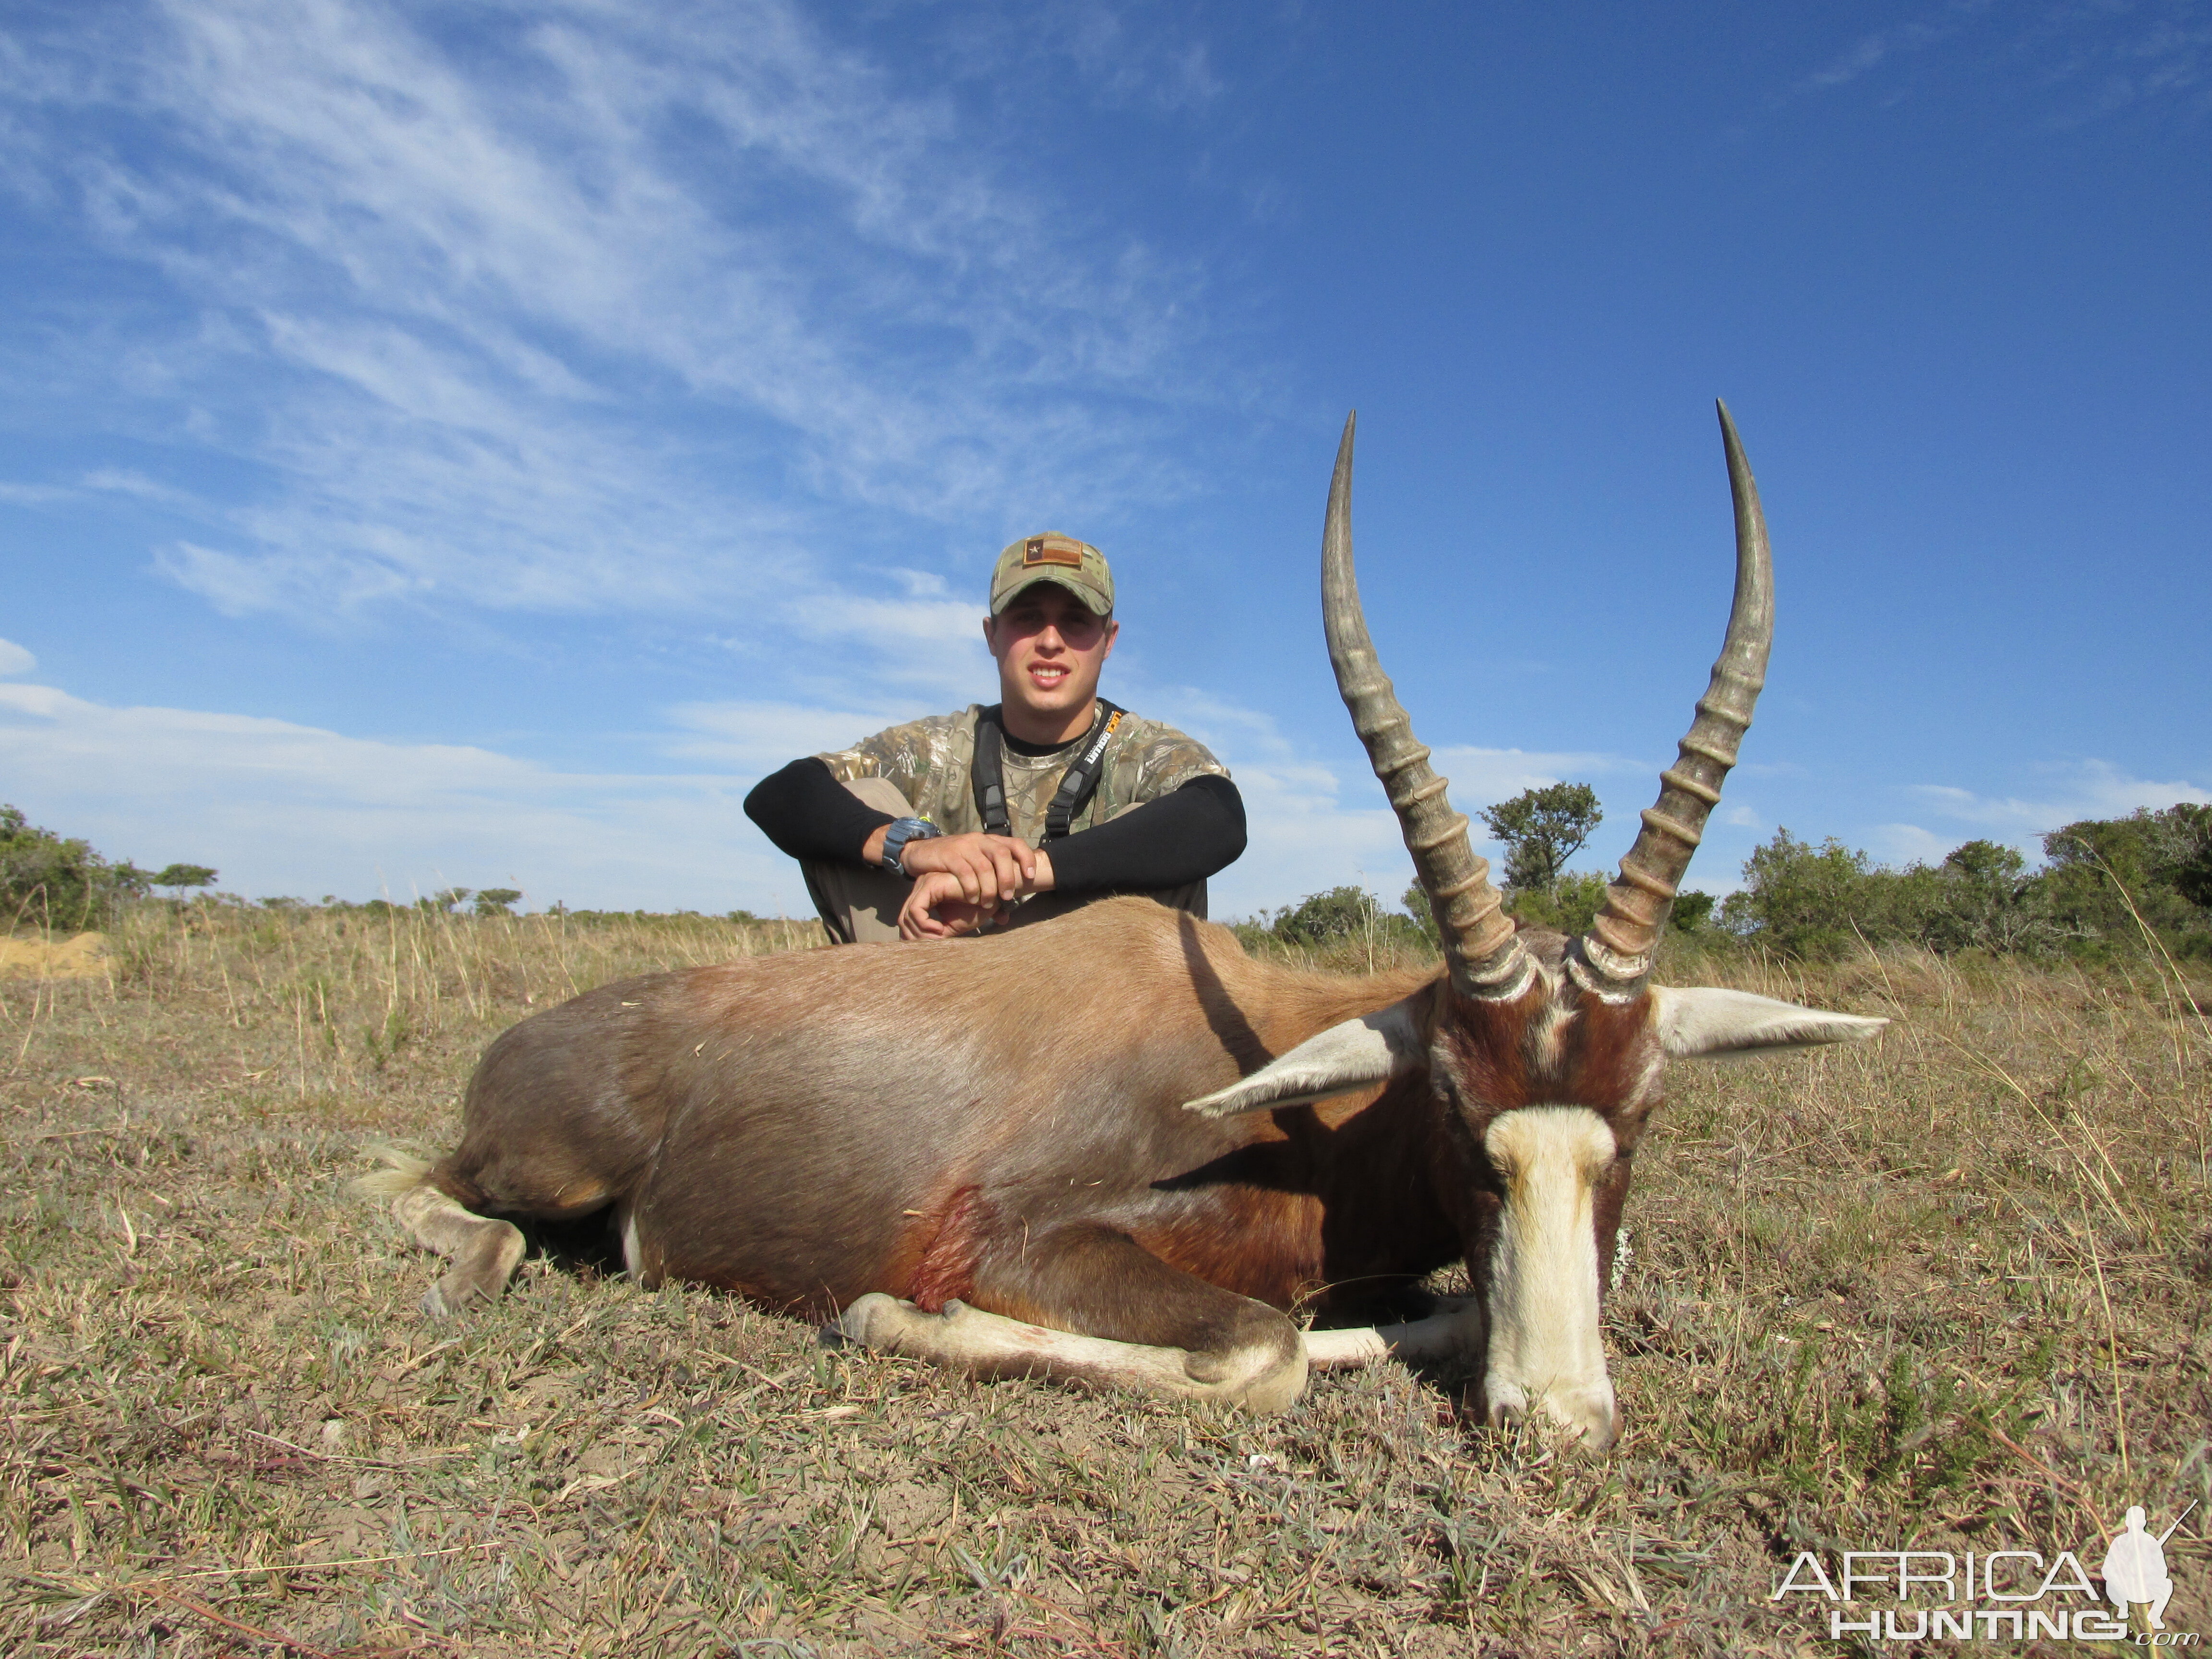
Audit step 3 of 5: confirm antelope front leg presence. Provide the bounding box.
[836,1223,1308,1412]
[1302,1298,1482,1370]
[838,1294,1306,1412]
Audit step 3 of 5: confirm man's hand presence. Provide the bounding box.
[897,849,1058,939]
[898,871,1006,939]
[895,831,1043,905]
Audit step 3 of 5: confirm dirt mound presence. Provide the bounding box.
[0,931,109,980]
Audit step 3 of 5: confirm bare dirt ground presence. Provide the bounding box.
[1,905,2206,1656]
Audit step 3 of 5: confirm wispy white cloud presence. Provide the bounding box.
[0,678,778,910]
[1153,692,1405,914]
[0,672,1438,917]
[932,3,1226,116]
[1907,758,2210,832]
[2042,6,2212,125]
[0,638,36,675]
[82,467,206,508]
[1873,759,2212,867]
[1125,688,1659,915]
[777,590,997,704]
[1795,0,2211,122]
[1868,821,1955,865]
[1,657,1914,920]
[1803,7,1976,91]
[3,0,1246,624]
[662,699,942,773]
[0,481,73,505]
[1427,744,1642,806]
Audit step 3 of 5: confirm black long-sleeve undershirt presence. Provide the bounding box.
[1047,774,1244,891]
[742,757,1246,893]
[744,757,897,866]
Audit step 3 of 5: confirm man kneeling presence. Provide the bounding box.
[745,534,1247,942]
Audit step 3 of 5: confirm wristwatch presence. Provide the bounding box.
[879,817,940,875]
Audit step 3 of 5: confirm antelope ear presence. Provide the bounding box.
[1183,999,1425,1118]
[1653,986,1887,1059]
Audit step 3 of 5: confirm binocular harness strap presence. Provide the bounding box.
[970,701,1127,843]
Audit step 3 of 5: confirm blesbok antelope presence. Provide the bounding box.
[365,406,1884,1448]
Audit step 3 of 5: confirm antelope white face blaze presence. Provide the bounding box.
[1481,1105,1622,1449]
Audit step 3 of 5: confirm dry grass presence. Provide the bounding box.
[1,904,2207,1656]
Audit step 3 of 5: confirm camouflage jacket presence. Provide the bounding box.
[817,705,1229,847]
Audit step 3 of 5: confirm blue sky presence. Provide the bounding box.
[2,0,2206,918]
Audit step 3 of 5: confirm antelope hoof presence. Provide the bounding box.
[1486,1380,1621,1453]
[836,1291,913,1348]
[1225,1352,1307,1415]
[423,1268,499,1321]
[1184,1325,1307,1414]
[1554,1388,1623,1452]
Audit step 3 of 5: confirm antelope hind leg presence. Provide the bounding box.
[399,1184,526,1318]
[358,1154,526,1318]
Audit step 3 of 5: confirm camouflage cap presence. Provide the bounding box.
[989,533,1114,616]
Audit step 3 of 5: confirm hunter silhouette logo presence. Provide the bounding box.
[2104,1503,2193,1633]
[1772,1499,2198,1644]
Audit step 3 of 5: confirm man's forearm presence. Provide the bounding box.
[1045,776,1245,894]
[745,761,1243,893]
[743,758,896,865]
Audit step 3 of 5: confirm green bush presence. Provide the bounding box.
[1719,830,1875,960]
[1671,890,1718,931]
[1504,870,1609,936]
[1717,810,2212,962]
[0,804,150,932]
[1246,885,1432,955]
[1270,885,1385,946]
[2039,805,2212,956]
[1398,882,1441,950]
[1898,841,2063,955]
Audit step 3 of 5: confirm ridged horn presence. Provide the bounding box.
[1322,413,1531,1000]
[1581,400,1773,986]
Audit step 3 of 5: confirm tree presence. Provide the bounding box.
[1254,886,1431,958]
[1938,842,2032,941]
[1719,828,1875,960]
[152,863,218,895]
[473,888,523,917]
[419,888,472,914]
[1723,830,2056,960]
[1399,882,1440,949]
[1,804,144,931]
[1894,840,2058,955]
[1479,783,1602,897]
[1271,886,1383,946]
[1671,891,1717,932]
[2164,803,2212,910]
[1506,871,1609,935]
[2040,805,2212,955]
